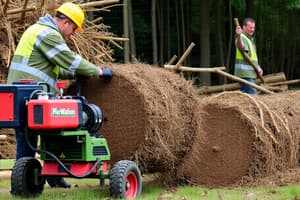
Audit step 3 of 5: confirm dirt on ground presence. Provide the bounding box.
[0,129,15,159]
[1,63,300,188]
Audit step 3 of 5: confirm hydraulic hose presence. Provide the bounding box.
[24,127,102,178]
[24,90,102,178]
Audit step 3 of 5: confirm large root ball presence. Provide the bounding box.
[178,91,299,186]
[78,63,201,174]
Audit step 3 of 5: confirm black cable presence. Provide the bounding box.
[24,90,102,178]
[24,125,102,178]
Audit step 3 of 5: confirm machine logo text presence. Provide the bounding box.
[52,108,76,116]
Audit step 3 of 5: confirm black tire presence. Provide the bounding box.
[109,160,142,199]
[10,157,45,197]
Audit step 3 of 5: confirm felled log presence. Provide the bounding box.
[165,64,274,94]
[164,65,226,73]
[268,79,300,86]
[198,72,287,95]
[214,69,273,94]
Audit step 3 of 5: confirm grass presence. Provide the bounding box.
[0,176,300,200]
[0,159,14,170]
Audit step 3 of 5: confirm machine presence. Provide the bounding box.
[0,79,142,198]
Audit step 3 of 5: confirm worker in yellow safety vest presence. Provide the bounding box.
[7,2,113,188]
[234,17,263,94]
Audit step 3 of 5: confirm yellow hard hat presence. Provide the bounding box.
[55,2,85,32]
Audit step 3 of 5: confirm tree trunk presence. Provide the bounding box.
[215,0,224,66]
[175,0,181,57]
[199,0,210,85]
[123,0,130,63]
[159,0,164,65]
[225,0,232,72]
[215,0,225,84]
[166,0,171,60]
[128,0,136,61]
[180,0,186,65]
[151,0,158,65]
[245,0,254,17]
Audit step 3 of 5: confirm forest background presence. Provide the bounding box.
[99,0,300,86]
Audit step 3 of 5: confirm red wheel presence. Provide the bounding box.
[110,160,142,198]
[125,172,139,197]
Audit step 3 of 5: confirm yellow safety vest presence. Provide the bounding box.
[234,33,258,78]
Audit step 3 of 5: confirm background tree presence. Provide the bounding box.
[101,0,300,84]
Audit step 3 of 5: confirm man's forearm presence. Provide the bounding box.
[236,34,244,51]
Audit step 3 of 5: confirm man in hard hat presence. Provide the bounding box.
[7,2,112,188]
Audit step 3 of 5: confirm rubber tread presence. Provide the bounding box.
[10,157,44,197]
[109,160,142,198]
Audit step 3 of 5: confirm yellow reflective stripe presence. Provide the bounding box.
[235,64,255,71]
[34,28,53,47]
[10,62,56,88]
[53,65,60,78]
[46,43,70,58]
[70,55,82,70]
[236,33,258,62]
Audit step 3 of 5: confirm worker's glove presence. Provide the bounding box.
[100,68,113,83]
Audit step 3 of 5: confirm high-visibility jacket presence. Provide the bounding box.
[7,14,100,92]
[234,33,258,79]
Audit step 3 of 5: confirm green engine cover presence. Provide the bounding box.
[39,130,110,162]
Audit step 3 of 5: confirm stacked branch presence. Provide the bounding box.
[0,0,124,80]
[164,43,292,95]
[165,64,274,94]
[197,72,289,95]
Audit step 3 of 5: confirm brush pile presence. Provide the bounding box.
[0,0,123,79]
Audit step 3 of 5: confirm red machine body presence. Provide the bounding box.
[41,161,108,176]
[28,99,83,130]
[0,92,14,121]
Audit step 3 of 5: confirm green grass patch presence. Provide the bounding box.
[0,160,14,170]
[0,176,300,199]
